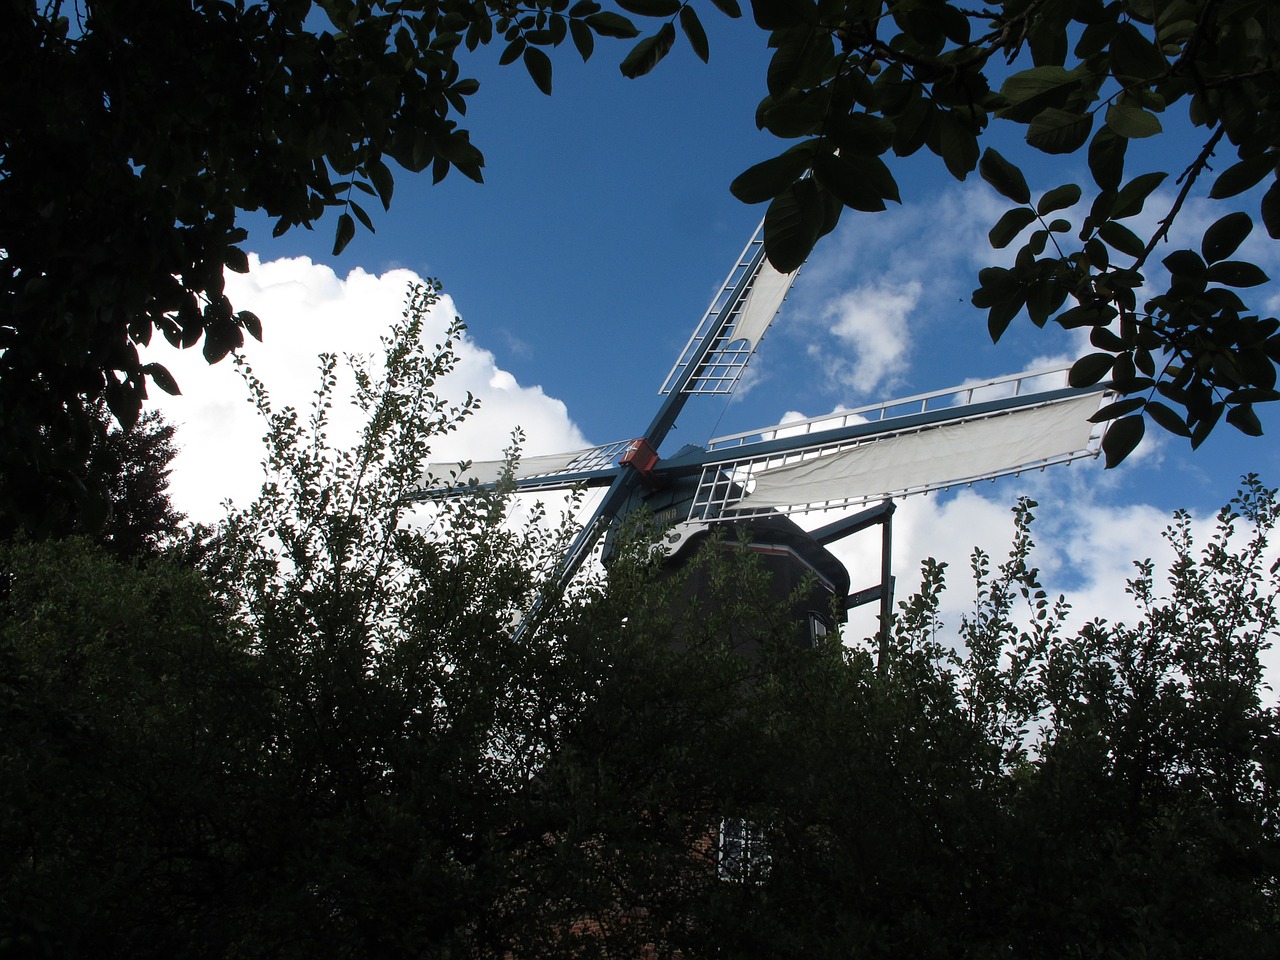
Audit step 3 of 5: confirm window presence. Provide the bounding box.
[808,612,831,646]
[718,817,770,882]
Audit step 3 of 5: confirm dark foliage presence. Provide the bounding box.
[0,399,185,559]
[2,0,670,475]
[2,300,1275,957]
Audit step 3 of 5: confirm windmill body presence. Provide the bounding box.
[416,221,1112,640]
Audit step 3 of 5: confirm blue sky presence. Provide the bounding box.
[149,15,1280,658]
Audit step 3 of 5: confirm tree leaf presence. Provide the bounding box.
[1226,386,1280,404]
[1098,220,1146,258]
[616,0,681,14]
[436,131,484,183]
[937,3,970,45]
[585,11,639,38]
[1205,260,1270,287]
[1088,125,1127,192]
[1057,302,1117,328]
[814,152,898,211]
[239,310,263,342]
[104,380,141,432]
[750,0,815,30]
[730,143,815,204]
[763,178,824,272]
[767,23,830,97]
[1209,154,1274,199]
[1089,396,1145,422]
[201,322,243,365]
[1106,101,1162,139]
[989,207,1037,249]
[995,65,1089,123]
[1109,21,1168,84]
[1026,274,1068,327]
[1201,211,1253,265]
[1145,400,1192,437]
[1111,171,1167,219]
[761,95,830,139]
[619,22,675,79]
[1102,414,1145,467]
[1090,325,1127,352]
[499,36,526,66]
[1163,248,1206,278]
[350,200,374,232]
[1190,401,1223,449]
[142,363,181,397]
[935,111,979,179]
[985,290,1026,342]
[1262,178,1280,239]
[978,148,1030,204]
[971,266,1011,308]
[1026,107,1093,154]
[812,154,882,212]
[367,158,395,210]
[333,212,355,256]
[708,0,743,16]
[891,94,933,157]
[829,112,894,157]
[678,7,709,63]
[1037,183,1081,215]
[1070,352,1115,387]
[1226,403,1264,436]
[523,46,553,94]
[224,245,250,274]
[569,18,594,60]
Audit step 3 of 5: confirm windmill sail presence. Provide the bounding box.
[417,438,632,493]
[686,370,1109,521]
[660,219,798,397]
[416,368,1111,520]
[711,392,1102,516]
[733,259,794,349]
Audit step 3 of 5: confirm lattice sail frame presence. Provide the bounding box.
[687,368,1111,522]
[529,439,631,478]
[493,439,633,491]
[413,438,634,497]
[660,220,788,396]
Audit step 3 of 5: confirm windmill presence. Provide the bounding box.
[416,220,1112,655]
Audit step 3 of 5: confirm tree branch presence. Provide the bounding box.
[1135,125,1226,270]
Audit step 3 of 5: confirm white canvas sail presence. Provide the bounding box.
[733,393,1102,511]
[423,448,595,488]
[732,259,797,350]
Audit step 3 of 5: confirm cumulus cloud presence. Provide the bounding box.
[817,279,921,393]
[783,181,1084,407]
[143,256,589,523]
[799,181,1010,296]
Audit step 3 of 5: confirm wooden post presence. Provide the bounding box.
[877,507,894,678]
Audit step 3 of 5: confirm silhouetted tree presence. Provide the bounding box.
[0,400,184,560]
[4,285,1276,959]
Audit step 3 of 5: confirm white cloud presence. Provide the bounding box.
[785,181,1085,406]
[143,255,589,524]
[800,181,1010,295]
[818,279,921,393]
